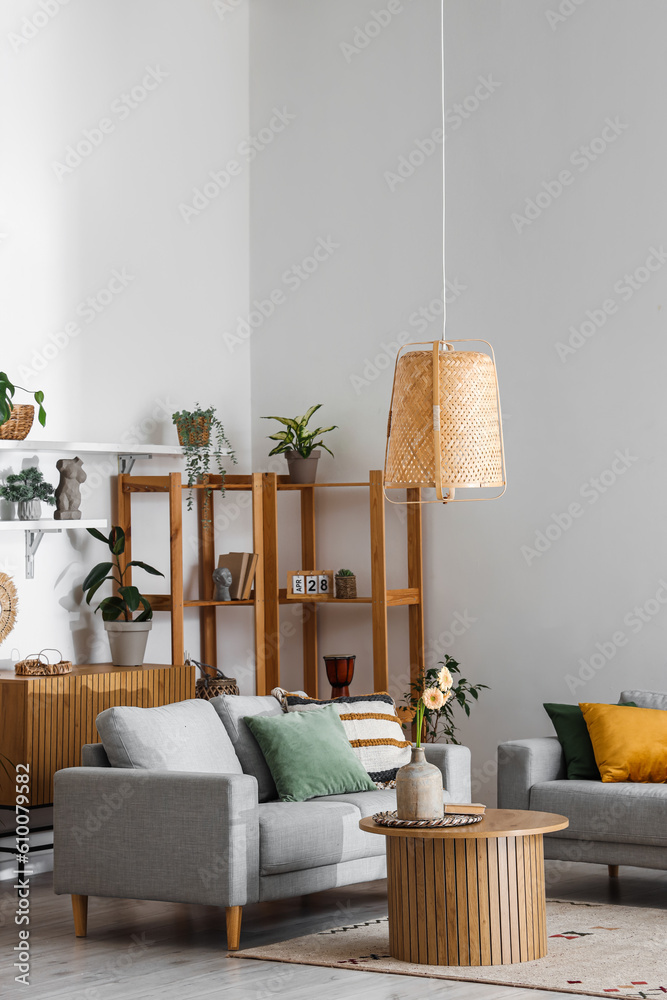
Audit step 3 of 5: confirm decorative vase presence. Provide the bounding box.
[324,653,356,698]
[335,574,357,599]
[18,499,41,521]
[286,449,320,484]
[104,620,152,667]
[395,746,444,821]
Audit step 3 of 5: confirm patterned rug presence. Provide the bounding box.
[232,900,667,998]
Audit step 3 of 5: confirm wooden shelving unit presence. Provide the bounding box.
[117,470,424,698]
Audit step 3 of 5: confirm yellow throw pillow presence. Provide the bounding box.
[579,702,667,783]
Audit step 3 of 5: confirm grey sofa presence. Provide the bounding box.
[53,695,471,950]
[497,688,667,877]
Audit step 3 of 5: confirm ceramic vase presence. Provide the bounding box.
[395,746,444,821]
[18,499,41,520]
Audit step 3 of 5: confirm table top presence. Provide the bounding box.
[359,808,569,840]
[0,663,187,682]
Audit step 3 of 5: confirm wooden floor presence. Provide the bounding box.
[1,861,665,999]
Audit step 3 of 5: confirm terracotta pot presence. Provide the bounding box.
[286,449,320,484]
[104,620,152,667]
[395,746,444,821]
[323,653,356,698]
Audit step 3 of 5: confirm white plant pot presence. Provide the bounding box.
[104,620,152,667]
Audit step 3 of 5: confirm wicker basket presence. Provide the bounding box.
[0,404,34,441]
[195,676,239,700]
[15,649,72,676]
[335,574,357,599]
[176,416,211,448]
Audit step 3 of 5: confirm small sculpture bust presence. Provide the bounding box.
[212,566,233,602]
[54,457,86,520]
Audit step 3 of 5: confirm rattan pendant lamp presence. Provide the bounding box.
[383,4,506,506]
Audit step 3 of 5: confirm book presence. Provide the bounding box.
[217,552,250,601]
[444,803,486,816]
[240,553,259,600]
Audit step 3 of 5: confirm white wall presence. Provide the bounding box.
[0,0,253,680]
[249,0,667,802]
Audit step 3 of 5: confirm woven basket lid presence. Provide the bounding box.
[385,348,504,491]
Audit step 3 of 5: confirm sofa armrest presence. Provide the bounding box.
[497,738,565,811]
[53,768,259,907]
[422,743,471,803]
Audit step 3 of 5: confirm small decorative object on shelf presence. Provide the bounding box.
[172,404,236,510]
[401,655,488,745]
[212,566,232,601]
[0,372,46,440]
[262,404,337,483]
[0,572,18,645]
[286,569,333,600]
[54,457,86,520]
[217,552,257,600]
[0,467,56,520]
[15,648,72,675]
[323,653,356,698]
[335,568,357,599]
[82,526,164,667]
[187,658,240,700]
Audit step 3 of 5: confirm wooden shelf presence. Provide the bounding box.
[276,588,420,606]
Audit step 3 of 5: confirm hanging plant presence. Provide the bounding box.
[172,404,236,510]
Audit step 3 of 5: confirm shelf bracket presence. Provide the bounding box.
[118,453,154,475]
[24,528,58,579]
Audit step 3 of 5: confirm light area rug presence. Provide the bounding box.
[232,900,667,999]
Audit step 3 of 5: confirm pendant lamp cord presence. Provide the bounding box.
[441,0,446,343]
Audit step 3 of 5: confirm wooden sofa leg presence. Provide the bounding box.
[226,906,242,951]
[608,865,619,878]
[72,895,88,937]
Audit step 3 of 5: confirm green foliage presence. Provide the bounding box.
[262,404,337,459]
[82,526,164,622]
[0,372,46,427]
[402,655,488,745]
[337,568,354,576]
[172,404,236,510]
[0,467,55,504]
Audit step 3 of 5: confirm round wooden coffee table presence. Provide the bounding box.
[360,808,568,967]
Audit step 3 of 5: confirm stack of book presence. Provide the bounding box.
[216,552,258,601]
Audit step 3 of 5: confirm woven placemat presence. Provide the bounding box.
[372,810,483,829]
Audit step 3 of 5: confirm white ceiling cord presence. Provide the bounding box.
[441,0,446,343]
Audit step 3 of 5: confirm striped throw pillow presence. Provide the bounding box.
[276,691,411,785]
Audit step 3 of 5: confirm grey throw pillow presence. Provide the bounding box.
[210,694,283,801]
[619,689,667,711]
[96,699,243,774]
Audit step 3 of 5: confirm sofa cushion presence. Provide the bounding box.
[258,788,395,876]
[210,694,282,801]
[619,689,667,711]
[580,702,667,783]
[530,780,667,847]
[96,699,243,774]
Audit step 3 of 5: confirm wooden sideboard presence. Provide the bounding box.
[0,663,195,807]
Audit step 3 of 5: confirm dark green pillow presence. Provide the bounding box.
[244,704,377,802]
[544,702,636,780]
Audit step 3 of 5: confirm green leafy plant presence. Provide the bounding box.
[337,568,354,576]
[82,526,164,622]
[0,372,46,427]
[262,404,337,458]
[402,655,488,746]
[172,404,236,510]
[0,467,55,504]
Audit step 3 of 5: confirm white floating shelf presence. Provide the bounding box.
[0,518,108,579]
[0,440,230,473]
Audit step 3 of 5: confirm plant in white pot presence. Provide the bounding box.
[0,467,56,520]
[82,526,164,667]
[262,404,337,484]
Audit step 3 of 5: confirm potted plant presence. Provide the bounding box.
[335,568,357,599]
[262,404,337,484]
[0,467,56,520]
[82,526,164,667]
[400,655,488,745]
[0,372,46,440]
[172,404,236,509]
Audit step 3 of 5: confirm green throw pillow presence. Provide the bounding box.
[544,702,636,780]
[244,704,377,802]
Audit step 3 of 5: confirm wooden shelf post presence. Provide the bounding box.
[370,469,389,692]
[407,487,425,693]
[300,485,318,697]
[198,475,217,674]
[169,472,185,666]
[262,473,280,692]
[252,473,267,695]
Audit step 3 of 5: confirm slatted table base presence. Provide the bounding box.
[386,833,547,966]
